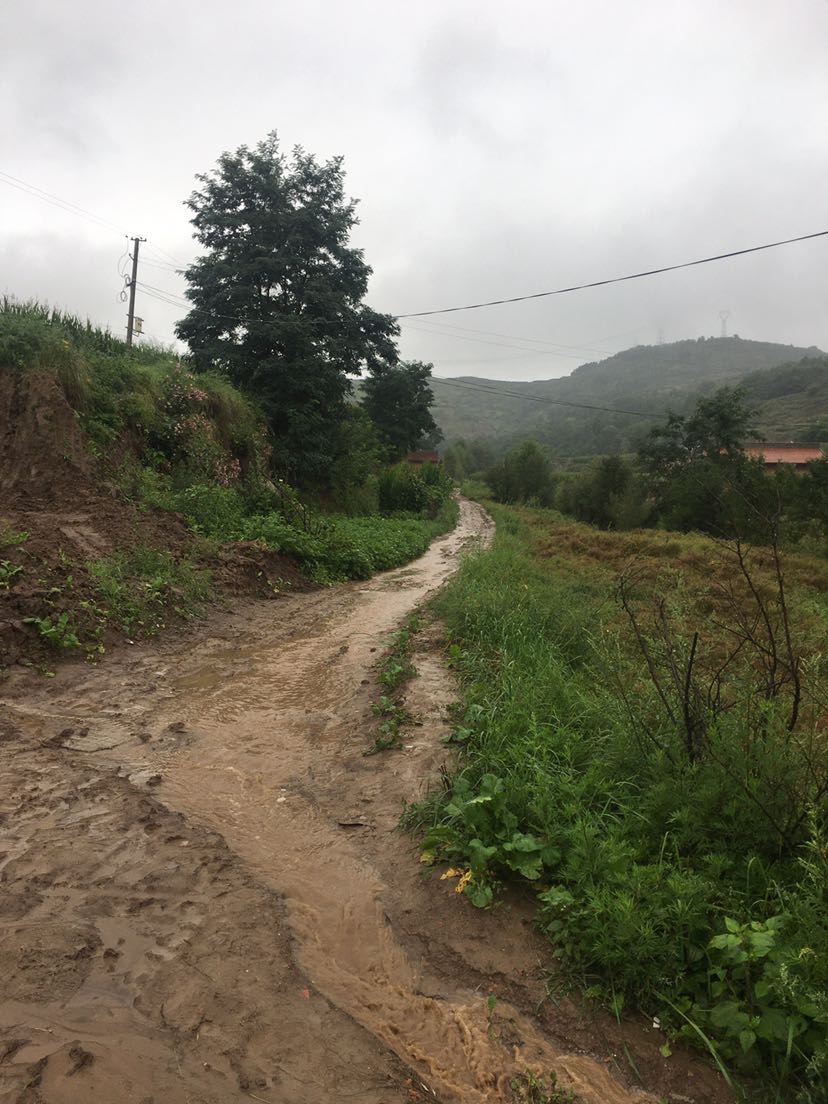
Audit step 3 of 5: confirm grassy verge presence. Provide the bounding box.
[365,615,421,755]
[173,486,459,583]
[412,504,828,1101]
[88,548,213,636]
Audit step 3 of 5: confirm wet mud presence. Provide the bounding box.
[1,499,730,1104]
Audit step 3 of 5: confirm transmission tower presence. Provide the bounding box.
[719,310,731,338]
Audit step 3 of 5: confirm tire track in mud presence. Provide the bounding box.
[1,499,729,1104]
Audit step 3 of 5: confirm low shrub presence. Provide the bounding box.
[173,484,247,537]
[378,462,452,515]
[237,513,325,563]
[233,500,458,582]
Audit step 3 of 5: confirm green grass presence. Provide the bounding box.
[365,616,422,755]
[412,504,828,1100]
[88,548,212,635]
[460,478,491,501]
[228,500,459,583]
[509,1070,576,1103]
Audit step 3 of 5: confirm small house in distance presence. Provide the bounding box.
[405,449,440,467]
[745,443,824,472]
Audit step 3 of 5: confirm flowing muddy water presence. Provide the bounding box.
[1,500,728,1104]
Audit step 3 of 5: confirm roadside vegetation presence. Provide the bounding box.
[366,615,421,755]
[413,501,828,1101]
[0,295,454,668]
[482,389,826,551]
[426,393,827,1099]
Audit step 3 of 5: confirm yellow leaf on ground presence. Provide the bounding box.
[440,867,463,881]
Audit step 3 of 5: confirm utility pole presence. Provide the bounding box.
[126,236,146,346]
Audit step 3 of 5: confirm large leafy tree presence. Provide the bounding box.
[176,133,399,483]
[637,388,766,536]
[638,386,758,475]
[485,440,554,505]
[361,359,441,460]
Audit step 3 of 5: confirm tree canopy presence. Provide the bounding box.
[486,440,554,505]
[635,388,774,537]
[638,386,758,476]
[176,133,400,483]
[361,360,441,460]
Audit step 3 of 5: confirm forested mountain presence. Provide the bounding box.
[740,357,828,441]
[431,337,827,456]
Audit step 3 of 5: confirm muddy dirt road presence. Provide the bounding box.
[0,499,728,1104]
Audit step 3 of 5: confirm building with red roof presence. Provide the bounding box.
[405,450,441,467]
[745,443,824,472]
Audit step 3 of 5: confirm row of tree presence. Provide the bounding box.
[485,388,828,543]
[176,134,439,488]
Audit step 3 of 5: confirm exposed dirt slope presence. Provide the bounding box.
[0,370,313,670]
[0,371,94,508]
[0,501,731,1104]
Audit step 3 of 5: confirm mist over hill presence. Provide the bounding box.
[430,336,827,456]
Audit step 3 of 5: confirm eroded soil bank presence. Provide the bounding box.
[0,499,729,1104]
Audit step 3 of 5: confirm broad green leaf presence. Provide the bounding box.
[738,1029,756,1053]
[466,881,494,908]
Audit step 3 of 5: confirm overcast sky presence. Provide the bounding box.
[2,0,827,380]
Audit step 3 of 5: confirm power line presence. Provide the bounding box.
[400,316,615,356]
[139,256,184,274]
[404,317,649,356]
[403,319,606,361]
[430,376,655,418]
[133,285,630,353]
[430,371,828,426]
[133,285,619,352]
[128,287,731,422]
[135,285,635,364]
[144,241,187,267]
[0,170,128,238]
[138,286,189,311]
[133,283,652,416]
[136,283,335,329]
[116,243,131,281]
[396,229,828,318]
[0,170,189,272]
[134,285,826,425]
[137,280,189,302]
[5,166,828,320]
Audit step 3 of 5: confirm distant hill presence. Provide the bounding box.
[740,357,828,441]
[430,337,827,455]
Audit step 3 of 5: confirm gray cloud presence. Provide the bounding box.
[2,0,827,376]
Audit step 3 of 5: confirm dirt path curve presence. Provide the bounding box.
[1,499,727,1104]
